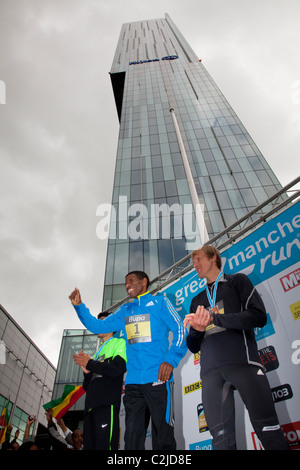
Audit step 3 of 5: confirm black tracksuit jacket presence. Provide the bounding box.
[187,272,267,378]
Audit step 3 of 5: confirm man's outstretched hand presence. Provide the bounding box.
[69,287,82,306]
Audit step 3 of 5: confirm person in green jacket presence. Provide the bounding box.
[73,312,127,450]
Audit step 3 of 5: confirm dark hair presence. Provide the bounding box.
[97,311,112,319]
[97,311,116,334]
[125,271,150,289]
[18,441,39,451]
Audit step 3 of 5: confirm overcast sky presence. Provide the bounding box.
[0,0,299,367]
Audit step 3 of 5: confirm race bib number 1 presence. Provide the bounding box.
[125,314,151,344]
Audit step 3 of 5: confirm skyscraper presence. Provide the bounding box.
[101,13,283,309]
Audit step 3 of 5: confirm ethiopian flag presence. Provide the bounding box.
[0,400,10,444]
[43,385,85,419]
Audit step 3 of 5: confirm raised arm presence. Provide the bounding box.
[69,288,124,334]
[69,287,82,305]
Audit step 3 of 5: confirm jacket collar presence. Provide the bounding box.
[133,291,150,304]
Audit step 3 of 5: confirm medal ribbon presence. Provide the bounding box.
[205,272,223,308]
[93,337,114,361]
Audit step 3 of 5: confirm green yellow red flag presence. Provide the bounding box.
[0,399,10,444]
[43,385,85,419]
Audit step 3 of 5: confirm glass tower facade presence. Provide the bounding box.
[102,13,283,309]
[51,329,98,430]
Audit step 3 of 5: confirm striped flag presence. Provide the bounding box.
[43,385,85,419]
[0,399,10,444]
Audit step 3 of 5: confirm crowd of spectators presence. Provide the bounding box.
[1,410,83,450]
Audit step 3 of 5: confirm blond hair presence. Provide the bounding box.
[191,245,222,269]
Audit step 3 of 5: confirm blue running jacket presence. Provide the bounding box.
[74,292,187,385]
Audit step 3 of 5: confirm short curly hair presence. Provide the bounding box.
[125,271,150,289]
[191,245,222,269]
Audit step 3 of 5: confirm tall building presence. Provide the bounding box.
[102,13,284,309]
[0,305,56,448]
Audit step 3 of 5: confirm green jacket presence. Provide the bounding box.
[83,337,127,410]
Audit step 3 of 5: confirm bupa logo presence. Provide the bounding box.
[129,55,179,65]
[189,439,213,450]
[128,315,145,323]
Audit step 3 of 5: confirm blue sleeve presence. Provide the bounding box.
[73,303,124,334]
[161,297,188,368]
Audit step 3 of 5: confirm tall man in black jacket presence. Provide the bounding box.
[184,245,289,450]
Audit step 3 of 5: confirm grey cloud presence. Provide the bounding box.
[0,0,299,365]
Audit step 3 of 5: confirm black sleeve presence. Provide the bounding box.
[186,294,206,353]
[47,422,68,450]
[86,355,126,377]
[189,295,198,314]
[213,274,267,330]
[186,326,205,353]
[83,370,92,390]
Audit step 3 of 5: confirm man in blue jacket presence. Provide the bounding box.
[69,270,187,450]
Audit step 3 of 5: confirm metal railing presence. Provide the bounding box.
[103,176,300,312]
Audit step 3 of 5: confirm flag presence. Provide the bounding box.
[43,385,85,419]
[0,399,10,444]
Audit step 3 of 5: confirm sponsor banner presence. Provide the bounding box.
[162,201,300,450]
[163,202,300,319]
[189,438,213,450]
[282,420,300,450]
[197,404,209,433]
[258,345,279,372]
[271,384,293,404]
[221,203,300,283]
[251,421,300,450]
[280,268,300,292]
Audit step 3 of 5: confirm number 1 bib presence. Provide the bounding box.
[125,313,151,344]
